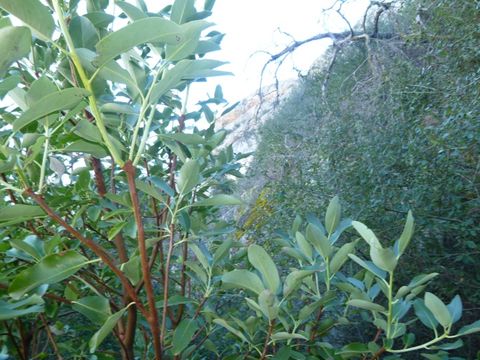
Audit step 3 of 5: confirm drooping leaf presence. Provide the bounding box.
[424,292,451,328]
[95,17,183,67]
[13,88,90,131]
[248,244,280,294]
[9,251,89,299]
[221,269,264,295]
[172,319,199,355]
[0,0,55,39]
[0,26,31,76]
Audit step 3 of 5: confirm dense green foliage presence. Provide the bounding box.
[0,0,478,359]
[250,0,480,356]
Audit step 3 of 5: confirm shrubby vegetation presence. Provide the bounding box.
[0,0,478,359]
[247,0,480,357]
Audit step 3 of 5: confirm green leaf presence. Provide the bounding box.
[457,319,480,336]
[271,332,308,342]
[9,251,89,299]
[330,241,357,275]
[446,295,462,324]
[396,211,414,257]
[177,159,200,194]
[213,319,247,343]
[72,296,111,324]
[258,289,279,320]
[120,256,142,285]
[64,140,108,158]
[89,304,132,353]
[429,339,463,350]
[69,16,99,50]
[0,0,55,39]
[352,221,381,248]
[150,59,228,102]
[171,0,196,24]
[159,132,205,145]
[166,20,211,61]
[0,294,44,320]
[306,223,331,259]
[222,269,264,295]
[116,1,147,20]
[9,235,44,261]
[73,118,103,143]
[172,319,199,355]
[424,292,451,328]
[283,270,315,298]
[370,246,397,273]
[0,204,44,222]
[414,299,439,330]
[348,254,387,280]
[107,222,127,241]
[0,26,31,77]
[0,74,21,98]
[325,196,341,234]
[248,244,280,294]
[135,179,164,202]
[192,194,243,207]
[13,88,90,132]
[347,299,386,313]
[295,232,313,261]
[95,17,183,67]
[213,238,233,264]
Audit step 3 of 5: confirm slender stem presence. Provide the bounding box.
[129,64,165,160]
[388,333,448,353]
[123,161,162,359]
[260,320,275,360]
[52,0,123,166]
[38,122,50,193]
[160,221,176,346]
[40,314,63,360]
[386,272,394,339]
[325,256,331,291]
[133,106,156,165]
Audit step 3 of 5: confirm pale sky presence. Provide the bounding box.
[148,0,369,104]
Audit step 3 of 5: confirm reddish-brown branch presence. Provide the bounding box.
[123,161,162,359]
[261,321,275,360]
[24,188,147,317]
[3,321,25,360]
[40,314,63,360]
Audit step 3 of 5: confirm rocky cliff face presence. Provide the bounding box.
[216,80,297,162]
